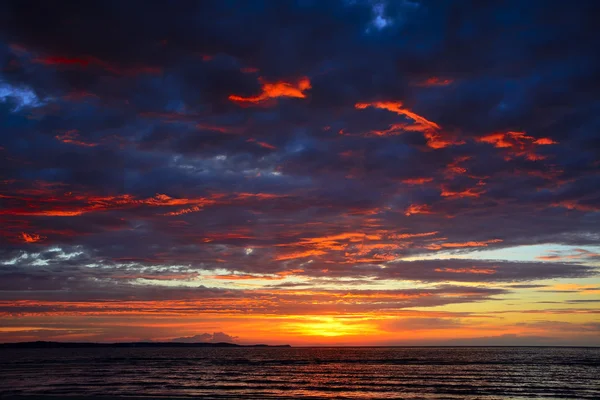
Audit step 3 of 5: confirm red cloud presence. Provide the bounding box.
[415,77,453,87]
[275,249,327,261]
[37,56,91,67]
[247,138,277,150]
[445,156,470,176]
[434,267,497,274]
[355,101,440,130]
[440,186,485,198]
[424,131,465,149]
[0,189,285,218]
[476,131,558,160]
[404,204,434,216]
[551,200,599,212]
[274,231,438,263]
[401,177,434,185]
[21,232,45,243]
[229,77,311,105]
[354,101,464,148]
[426,239,502,250]
[533,138,557,145]
[34,54,162,76]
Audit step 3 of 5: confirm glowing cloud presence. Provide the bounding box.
[355,101,440,130]
[0,191,280,217]
[537,248,600,261]
[274,231,438,262]
[355,101,464,148]
[402,177,433,185]
[21,232,45,243]
[425,239,503,250]
[434,267,497,274]
[476,131,558,160]
[229,77,311,104]
[405,204,434,216]
[445,156,470,176]
[440,186,485,198]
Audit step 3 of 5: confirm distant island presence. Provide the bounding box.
[0,341,291,349]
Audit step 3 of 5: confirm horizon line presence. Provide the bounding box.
[1,341,599,349]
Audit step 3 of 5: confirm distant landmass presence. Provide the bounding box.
[0,341,291,349]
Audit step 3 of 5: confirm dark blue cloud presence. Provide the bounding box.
[0,0,599,308]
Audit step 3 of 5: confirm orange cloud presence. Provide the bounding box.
[229,77,311,104]
[404,204,434,216]
[275,249,328,261]
[476,131,558,160]
[208,274,283,280]
[201,231,255,243]
[434,267,497,274]
[537,248,600,261]
[440,186,485,198]
[233,192,286,201]
[355,101,440,130]
[21,232,45,243]
[355,101,464,148]
[274,231,438,262]
[424,131,465,149]
[401,177,433,185]
[163,192,285,216]
[55,130,98,147]
[0,189,284,218]
[390,231,438,240]
[370,123,408,137]
[425,239,502,250]
[445,156,470,176]
[533,138,557,145]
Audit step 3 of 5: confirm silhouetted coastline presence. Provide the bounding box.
[0,341,291,349]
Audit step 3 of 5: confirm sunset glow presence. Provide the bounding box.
[0,0,599,348]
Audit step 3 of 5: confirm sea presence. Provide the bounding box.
[1,347,599,399]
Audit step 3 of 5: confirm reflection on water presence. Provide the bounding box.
[1,347,599,399]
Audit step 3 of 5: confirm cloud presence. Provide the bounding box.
[54,129,98,147]
[229,77,311,105]
[0,0,599,343]
[537,248,600,261]
[171,332,239,343]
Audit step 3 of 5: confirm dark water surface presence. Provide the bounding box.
[1,347,599,399]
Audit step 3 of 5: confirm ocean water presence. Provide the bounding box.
[1,347,599,399]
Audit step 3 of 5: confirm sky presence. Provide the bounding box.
[0,0,599,346]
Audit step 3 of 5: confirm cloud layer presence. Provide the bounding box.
[0,0,599,344]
